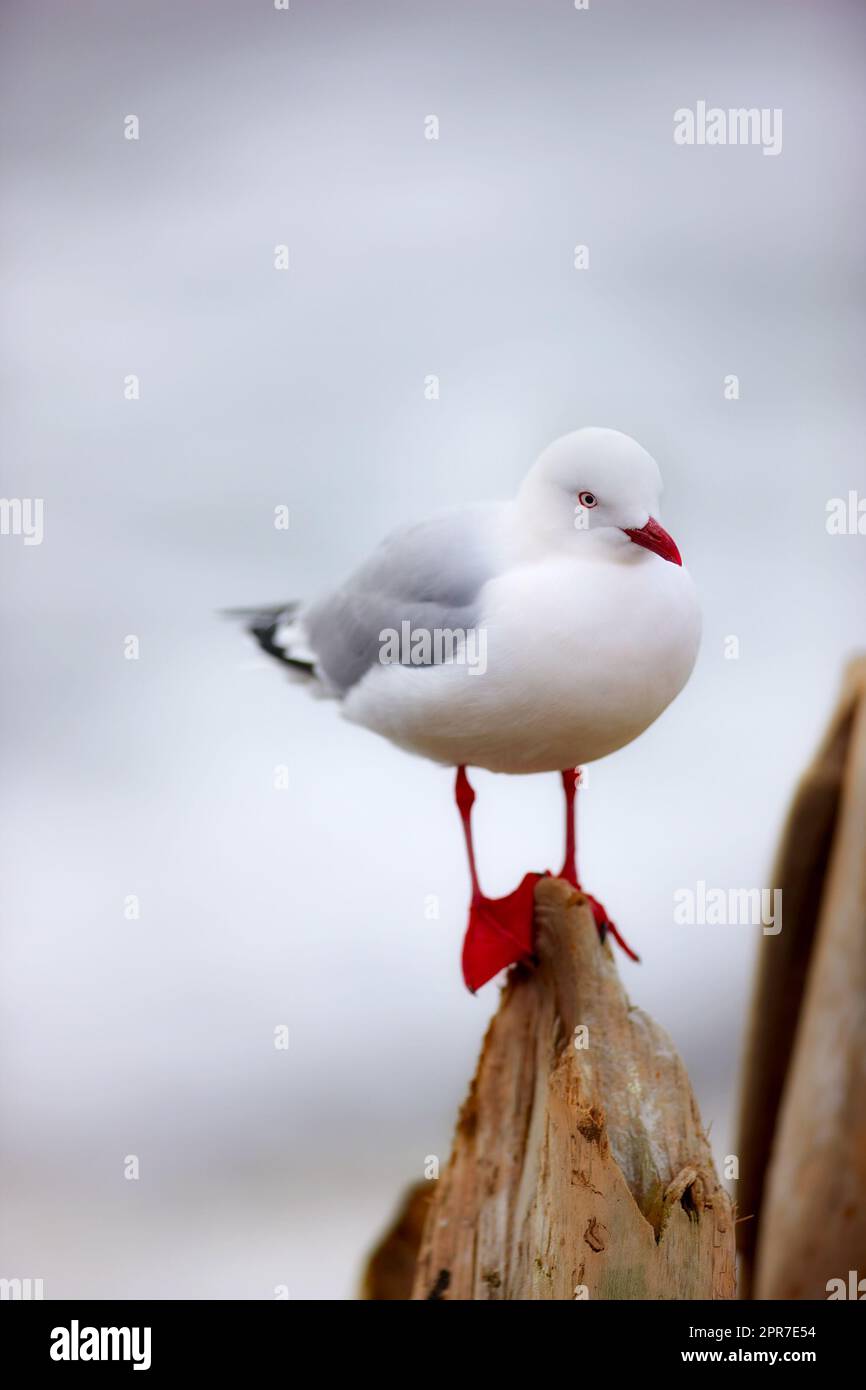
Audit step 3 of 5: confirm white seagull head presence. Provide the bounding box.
[516,426,682,565]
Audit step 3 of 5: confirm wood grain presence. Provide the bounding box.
[410,877,736,1300]
[750,660,866,1299]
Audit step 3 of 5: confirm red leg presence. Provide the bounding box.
[455,765,482,904]
[559,767,579,887]
[456,767,542,993]
[557,767,640,963]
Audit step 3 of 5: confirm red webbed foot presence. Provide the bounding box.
[581,891,640,963]
[461,872,544,993]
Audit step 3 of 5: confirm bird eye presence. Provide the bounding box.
[578,491,598,508]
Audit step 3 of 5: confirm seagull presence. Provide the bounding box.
[238,428,700,991]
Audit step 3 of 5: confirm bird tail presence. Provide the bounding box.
[222,603,317,678]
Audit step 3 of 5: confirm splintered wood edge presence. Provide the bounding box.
[531,877,719,1208]
[531,876,625,1017]
[409,875,735,1299]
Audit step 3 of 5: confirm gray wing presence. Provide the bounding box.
[303,503,502,695]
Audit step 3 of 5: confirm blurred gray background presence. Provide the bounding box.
[2,0,865,1298]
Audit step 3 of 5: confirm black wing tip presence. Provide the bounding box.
[221,602,315,675]
[252,625,315,674]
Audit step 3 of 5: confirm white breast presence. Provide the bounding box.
[343,547,701,774]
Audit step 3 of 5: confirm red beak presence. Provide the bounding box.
[623,516,682,566]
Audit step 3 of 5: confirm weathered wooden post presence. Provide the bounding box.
[737,658,866,1300]
[365,877,736,1299]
